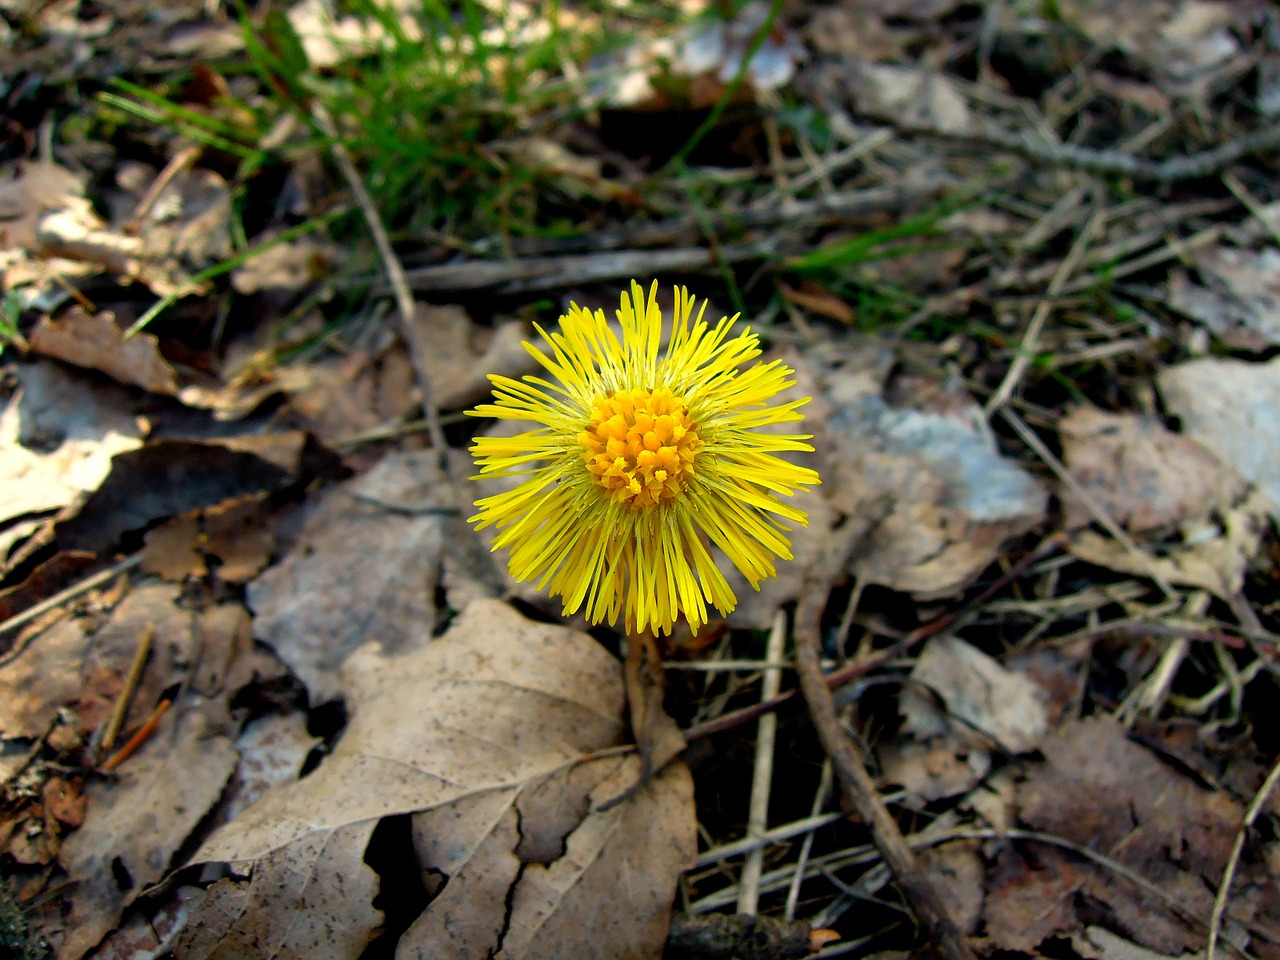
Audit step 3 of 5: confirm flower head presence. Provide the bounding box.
[469,280,820,635]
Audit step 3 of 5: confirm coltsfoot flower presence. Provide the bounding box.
[468,280,820,635]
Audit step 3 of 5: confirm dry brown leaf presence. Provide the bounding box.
[231,232,336,296]
[174,599,695,960]
[410,304,538,411]
[248,449,496,703]
[1159,356,1280,521]
[27,306,180,396]
[1169,247,1280,349]
[983,843,1087,952]
[790,340,1046,599]
[142,493,277,585]
[880,739,991,803]
[1067,488,1270,598]
[174,822,381,960]
[919,840,984,936]
[0,362,145,565]
[901,636,1049,754]
[1060,405,1236,533]
[113,161,233,276]
[207,712,320,831]
[0,550,96,625]
[90,890,196,960]
[883,636,1047,801]
[0,160,93,251]
[0,582,250,744]
[1012,716,1245,954]
[53,434,303,558]
[0,583,183,738]
[36,704,238,960]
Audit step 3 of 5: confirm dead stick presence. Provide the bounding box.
[792,575,979,960]
[101,698,172,772]
[313,104,449,465]
[685,535,1061,743]
[98,623,154,756]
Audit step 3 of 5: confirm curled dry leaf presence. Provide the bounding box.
[883,636,1047,801]
[0,161,104,290]
[53,433,304,558]
[0,362,145,567]
[27,306,180,397]
[174,600,695,960]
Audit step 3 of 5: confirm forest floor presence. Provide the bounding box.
[4,1,1280,959]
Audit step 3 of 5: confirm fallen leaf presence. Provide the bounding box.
[1013,716,1248,954]
[174,599,695,960]
[142,494,277,585]
[1169,246,1280,349]
[113,161,233,278]
[0,161,94,251]
[42,777,86,828]
[982,843,1088,952]
[231,231,335,296]
[793,342,1047,599]
[0,362,145,566]
[1159,356,1280,521]
[409,304,538,411]
[1067,487,1270,598]
[27,307,180,397]
[173,821,381,960]
[0,551,96,626]
[919,840,983,936]
[880,739,991,803]
[900,636,1049,754]
[89,889,197,960]
[248,449,474,703]
[0,582,242,740]
[1059,405,1237,533]
[207,712,320,830]
[36,703,238,960]
[53,434,304,557]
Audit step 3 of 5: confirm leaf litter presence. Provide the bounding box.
[5,1,1280,959]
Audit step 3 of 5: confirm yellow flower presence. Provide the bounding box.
[468,280,820,635]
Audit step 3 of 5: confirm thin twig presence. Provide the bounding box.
[985,204,1104,414]
[684,537,1060,743]
[737,611,787,916]
[793,547,979,960]
[999,408,1177,599]
[100,698,172,772]
[892,118,1280,182]
[123,145,202,233]
[1207,754,1280,960]
[0,554,143,655]
[786,752,837,922]
[312,104,449,463]
[695,812,848,869]
[98,623,154,757]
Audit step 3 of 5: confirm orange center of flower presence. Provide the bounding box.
[580,388,701,509]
